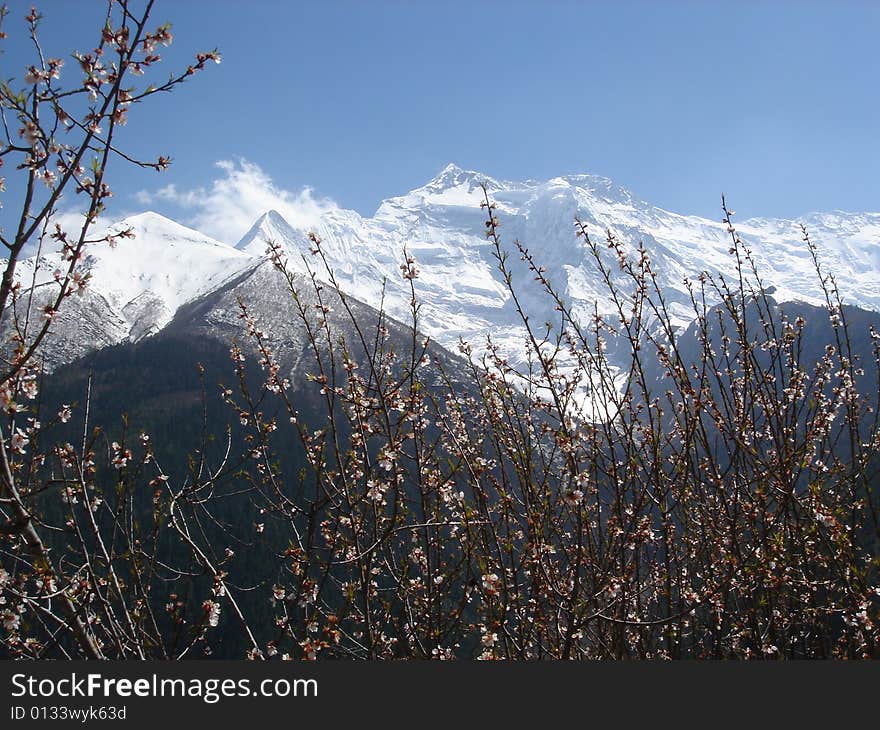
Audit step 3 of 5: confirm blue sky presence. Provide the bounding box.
[4,0,879,242]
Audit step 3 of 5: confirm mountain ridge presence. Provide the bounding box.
[5,164,878,375]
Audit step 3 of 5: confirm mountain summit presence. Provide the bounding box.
[235,209,309,257]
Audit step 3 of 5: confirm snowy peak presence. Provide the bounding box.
[380,163,504,213]
[235,208,309,256]
[554,173,638,206]
[111,210,228,245]
[423,163,498,192]
[10,210,257,365]
[262,208,291,228]
[418,164,636,204]
[87,211,252,314]
[373,164,649,223]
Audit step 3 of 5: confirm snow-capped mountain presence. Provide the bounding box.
[5,164,879,374]
[233,163,880,369]
[6,212,255,369]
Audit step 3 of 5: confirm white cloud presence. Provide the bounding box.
[134,159,338,244]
